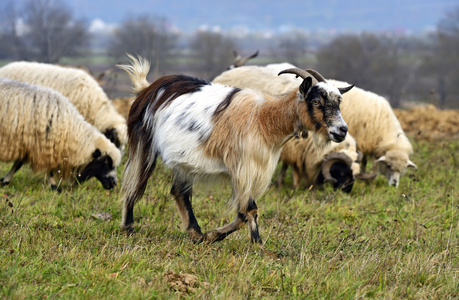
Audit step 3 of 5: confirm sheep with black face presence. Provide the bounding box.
[0,61,127,153]
[0,78,121,191]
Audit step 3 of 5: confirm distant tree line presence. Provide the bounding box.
[0,0,458,108]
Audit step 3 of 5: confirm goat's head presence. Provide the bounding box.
[228,50,259,69]
[76,149,118,190]
[319,152,355,193]
[278,68,354,144]
[375,150,417,188]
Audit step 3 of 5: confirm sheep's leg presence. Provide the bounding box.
[0,160,24,186]
[202,198,262,244]
[276,163,289,187]
[292,164,301,188]
[361,155,367,173]
[171,179,203,243]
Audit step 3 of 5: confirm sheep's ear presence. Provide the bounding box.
[299,77,313,97]
[92,149,102,159]
[338,84,354,95]
[407,160,417,169]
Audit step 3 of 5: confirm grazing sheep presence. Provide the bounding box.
[328,79,416,187]
[118,55,353,243]
[214,64,416,188]
[277,133,363,193]
[0,61,127,152]
[0,78,122,190]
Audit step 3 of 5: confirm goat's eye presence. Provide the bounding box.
[312,99,320,106]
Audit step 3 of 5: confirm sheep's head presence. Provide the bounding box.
[375,150,417,188]
[319,152,355,193]
[278,68,353,144]
[76,149,118,190]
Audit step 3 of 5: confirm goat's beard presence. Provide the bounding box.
[312,132,331,153]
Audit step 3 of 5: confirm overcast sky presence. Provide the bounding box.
[2,0,458,35]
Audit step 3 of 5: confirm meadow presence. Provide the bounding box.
[1,136,458,299]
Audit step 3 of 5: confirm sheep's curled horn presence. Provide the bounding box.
[321,152,353,183]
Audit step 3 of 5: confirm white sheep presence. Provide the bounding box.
[327,79,416,187]
[0,77,122,190]
[213,64,416,188]
[117,55,354,243]
[0,61,127,152]
[277,133,363,193]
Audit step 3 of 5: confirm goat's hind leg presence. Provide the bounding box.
[121,152,159,233]
[202,198,262,244]
[171,178,203,243]
[1,159,25,186]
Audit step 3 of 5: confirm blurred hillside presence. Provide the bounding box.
[0,0,458,108]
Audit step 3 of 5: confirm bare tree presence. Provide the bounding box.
[421,7,459,108]
[274,31,309,66]
[316,33,417,108]
[21,0,88,63]
[0,2,28,59]
[110,15,176,78]
[190,30,236,79]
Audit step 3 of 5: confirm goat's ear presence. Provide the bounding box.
[299,77,313,97]
[338,84,354,95]
[92,149,102,159]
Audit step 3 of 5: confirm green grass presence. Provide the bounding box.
[1,137,458,299]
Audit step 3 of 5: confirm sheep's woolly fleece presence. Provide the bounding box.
[0,61,127,148]
[327,79,413,158]
[0,77,121,179]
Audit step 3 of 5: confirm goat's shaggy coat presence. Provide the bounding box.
[214,64,416,188]
[118,55,352,243]
[0,78,122,189]
[0,61,127,151]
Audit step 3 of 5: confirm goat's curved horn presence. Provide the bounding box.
[278,68,313,80]
[321,152,353,183]
[305,69,327,82]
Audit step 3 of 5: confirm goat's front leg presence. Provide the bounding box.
[171,178,203,243]
[202,198,262,244]
[1,159,25,186]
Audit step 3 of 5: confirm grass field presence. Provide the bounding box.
[1,136,458,299]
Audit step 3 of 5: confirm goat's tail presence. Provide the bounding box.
[117,54,151,94]
[120,141,158,230]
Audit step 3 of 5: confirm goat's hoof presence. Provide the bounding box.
[202,230,228,243]
[121,224,135,235]
[187,229,204,244]
[1,178,9,186]
[251,235,263,244]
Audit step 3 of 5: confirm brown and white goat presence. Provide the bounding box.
[118,55,353,243]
